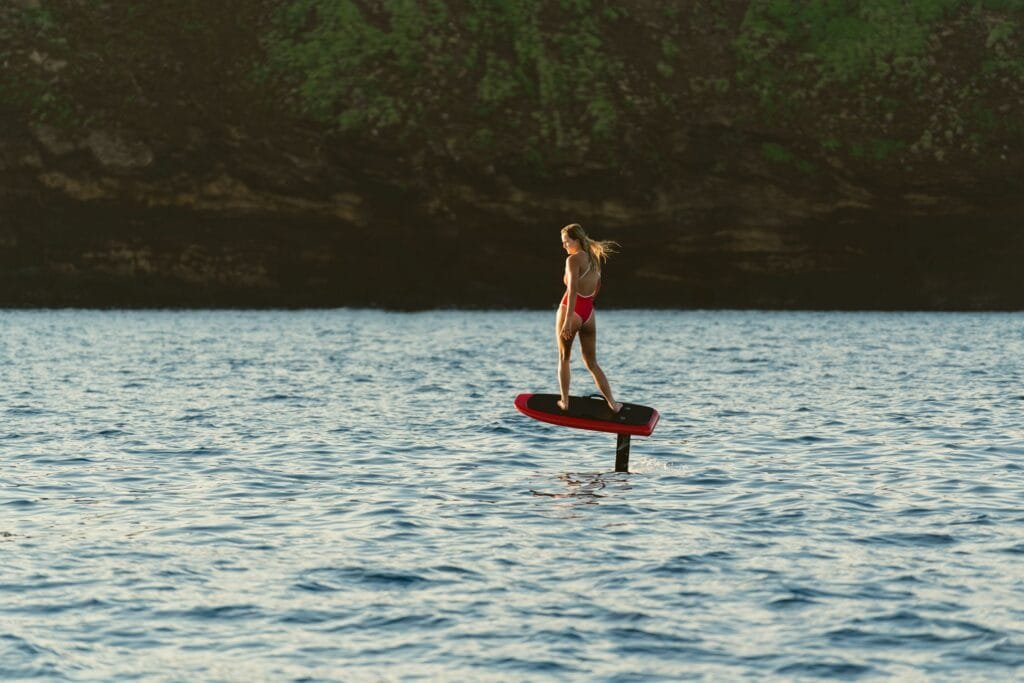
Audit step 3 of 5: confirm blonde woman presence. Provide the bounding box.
[556,223,622,413]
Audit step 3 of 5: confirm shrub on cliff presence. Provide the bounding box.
[737,0,1024,161]
[264,0,635,168]
[265,0,1024,171]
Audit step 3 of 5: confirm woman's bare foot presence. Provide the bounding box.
[608,400,622,413]
[557,397,570,411]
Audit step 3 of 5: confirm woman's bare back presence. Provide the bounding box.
[563,253,600,296]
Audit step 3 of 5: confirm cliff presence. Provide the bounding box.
[2,0,1023,309]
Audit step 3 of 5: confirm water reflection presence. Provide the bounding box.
[1,309,1023,680]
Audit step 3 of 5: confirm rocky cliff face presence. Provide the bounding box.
[2,1,1023,309]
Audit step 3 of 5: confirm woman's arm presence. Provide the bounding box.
[561,254,582,338]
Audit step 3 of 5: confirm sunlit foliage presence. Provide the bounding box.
[265,0,630,161]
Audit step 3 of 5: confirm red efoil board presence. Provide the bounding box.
[514,393,660,437]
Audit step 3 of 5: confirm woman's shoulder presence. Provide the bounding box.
[566,252,587,267]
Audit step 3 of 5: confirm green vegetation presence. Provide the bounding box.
[735,0,1024,161]
[19,4,58,33]
[738,0,959,85]
[264,0,632,162]
[761,142,793,163]
[736,0,1024,86]
[2,1,275,133]
[850,138,907,161]
[0,3,71,122]
[3,0,1023,172]
[761,142,816,173]
[261,0,1024,169]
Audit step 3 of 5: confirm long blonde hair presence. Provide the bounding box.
[561,223,618,273]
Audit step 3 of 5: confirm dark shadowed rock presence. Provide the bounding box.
[1,2,1023,309]
[83,131,154,171]
[32,124,78,156]
[29,49,67,73]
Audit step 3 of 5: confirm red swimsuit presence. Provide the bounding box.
[561,256,600,325]
[561,289,596,324]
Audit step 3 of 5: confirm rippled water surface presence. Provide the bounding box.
[3,310,1024,681]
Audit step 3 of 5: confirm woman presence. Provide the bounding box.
[556,223,622,413]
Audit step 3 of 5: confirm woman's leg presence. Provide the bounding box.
[555,305,580,410]
[578,314,621,412]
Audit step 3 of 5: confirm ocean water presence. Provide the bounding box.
[2,309,1023,681]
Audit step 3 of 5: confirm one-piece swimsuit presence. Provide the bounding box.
[561,260,599,324]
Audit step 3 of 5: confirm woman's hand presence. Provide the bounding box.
[560,321,574,340]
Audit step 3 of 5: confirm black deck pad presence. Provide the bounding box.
[525,394,655,426]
